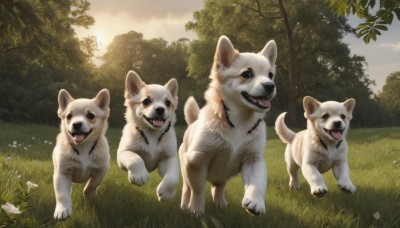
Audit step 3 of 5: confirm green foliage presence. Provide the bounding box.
[329,0,400,43]
[0,158,40,227]
[378,72,400,124]
[0,0,96,125]
[0,122,400,227]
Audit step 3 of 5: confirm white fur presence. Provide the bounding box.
[275,96,356,197]
[53,89,110,220]
[117,71,179,201]
[179,36,277,216]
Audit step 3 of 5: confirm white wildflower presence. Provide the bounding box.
[32,137,35,140]
[6,157,11,160]
[48,142,52,145]
[13,141,17,145]
[373,211,380,220]
[27,181,38,191]
[44,141,48,144]
[24,147,28,150]
[1,202,22,215]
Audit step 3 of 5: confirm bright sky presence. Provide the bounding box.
[75,0,400,93]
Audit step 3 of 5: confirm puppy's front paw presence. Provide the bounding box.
[53,203,72,221]
[242,196,266,216]
[311,185,328,198]
[157,179,177,201]
[128,169,149,186]
[338,181,356,193]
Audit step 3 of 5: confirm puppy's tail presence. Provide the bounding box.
[184,96,199,125]
[275,112,295,144]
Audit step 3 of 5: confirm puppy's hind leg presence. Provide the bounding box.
[180,177,191,211]
[211,182,228,209]
[285,148,300,190]
[83,166,109,198]
[156,155,179,201]
[186,163,207,217]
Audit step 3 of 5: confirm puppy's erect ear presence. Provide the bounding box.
[164,78,178,99]
[58,89,74,115]
[342,98,356,116]
[125,71,145,99]
[260,40,277,67]
[303,96,320,117]
[214,35,239,68]
[94,89,110,111]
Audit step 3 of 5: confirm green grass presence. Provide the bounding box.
[0,121,399,227]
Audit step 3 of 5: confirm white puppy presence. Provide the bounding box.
[117,71,179,201]
[275,96,356,197]
[53,89,110,220]
[179,36,277,216]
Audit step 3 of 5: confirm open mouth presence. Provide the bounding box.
[323,128,344,141]
[68,129,93,144]
[142,115,166,128]
[241,92,271,109]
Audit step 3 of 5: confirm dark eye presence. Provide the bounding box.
[142,98,151,106]
[87,112,95,120]
[268,72,274,79]
[165,100,171,107]
[341,114,346,119]
[241,70,253,79]
[322,113,329,120]
[67,113,72,120]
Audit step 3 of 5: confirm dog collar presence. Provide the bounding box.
[71,141,97,156]
[319,138,342,150]
[222,101,262,134]
[136,121,171,145]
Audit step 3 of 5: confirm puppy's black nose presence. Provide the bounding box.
[73,122,82,130]
[156,107,165,115]
[262,82,275,93]
[334,121,342,128]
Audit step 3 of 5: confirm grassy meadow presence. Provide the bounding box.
[0,121,399,227]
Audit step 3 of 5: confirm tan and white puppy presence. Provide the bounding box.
[179,36,277,216]
[275,96,356,197]
[117,71,179,201]
[53,89,110,220]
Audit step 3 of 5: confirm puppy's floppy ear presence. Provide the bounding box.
[125,71,145,99]
[58,89,74,115]
[164,78,178,99]
[214,35,239,68]
[259,40,277,67]
[94,89,110,111]
[303,96,320,117]
[342,98,356,116]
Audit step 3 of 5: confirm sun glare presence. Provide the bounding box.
[95,32,105,47]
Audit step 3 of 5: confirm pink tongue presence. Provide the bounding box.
[73,134,86,143]
[257,98,271,108]
[152,119,164,127]
[331,130,342,140]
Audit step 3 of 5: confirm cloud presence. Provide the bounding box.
[89,0,203,21]
[379,42,400,51]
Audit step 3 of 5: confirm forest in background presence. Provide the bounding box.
[1,0,399,128]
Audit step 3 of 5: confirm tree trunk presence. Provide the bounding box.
[278,0,298,126]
